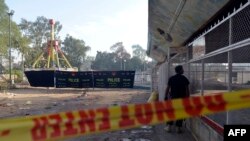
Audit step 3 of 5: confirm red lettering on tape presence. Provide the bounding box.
[240,94,250,99]
[31,117,48,141]
[205,95,226,112]
[0,130,10,137]
[63,112,78,136]
[97,108,111,131]
[183,97,203,116]
[119,105,135,128]
[135,103,153,124]
[78,110,96,133]
[49,114,62,138]
[154,101,175,121]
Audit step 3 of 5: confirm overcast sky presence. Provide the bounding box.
[5,0,148,57]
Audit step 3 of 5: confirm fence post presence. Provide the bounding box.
[201,60,204,95]
[167,47,171,80]
[226,17,233,124]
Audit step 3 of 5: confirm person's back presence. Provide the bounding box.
[164,65,190,133]
[168,74,189,99]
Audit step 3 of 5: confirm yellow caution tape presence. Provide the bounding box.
[1,89,250,141]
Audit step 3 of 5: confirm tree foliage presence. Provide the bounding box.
[0,0,9,54]
[19,16,62,48]
[126,56,143,71]
[91,42,152,71]
[110,42,131,61]
[132,44,146,61]
[0,0,28,56]
[81,56,95,71]
[91,51,118,70]
[62,35,91,69]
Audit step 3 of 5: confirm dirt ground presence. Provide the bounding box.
[0,87,154,141]
[0,87,150,117]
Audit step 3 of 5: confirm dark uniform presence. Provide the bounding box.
[166,73,190,127]
[167,74,189,99]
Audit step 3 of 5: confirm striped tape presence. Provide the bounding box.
[0,89,250,141]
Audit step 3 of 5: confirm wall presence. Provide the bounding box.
[186,118,223,141]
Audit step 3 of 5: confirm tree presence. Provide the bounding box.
[91,42,151,71]
[0,0,27,56]
[19,16,62,48]
[110,42,131,70]
[91,51,119,71]
[0,0,9,55]
[62,35,91,69]
[132,44,146,61]
[110,42,131,59]
[0,0,30,78]
[81,56,95,71]
[126,56,143,71]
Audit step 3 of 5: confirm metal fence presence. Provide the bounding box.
[167,1,250,126]
[134,71,151,85]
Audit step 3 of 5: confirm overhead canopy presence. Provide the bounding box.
[147,0,230,62]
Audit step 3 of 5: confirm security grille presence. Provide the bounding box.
[232,5,250,43]
[205,20,229,53]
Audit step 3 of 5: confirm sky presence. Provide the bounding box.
[5,0,148,57]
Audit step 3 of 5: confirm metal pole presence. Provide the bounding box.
[201,60,204,95]
[124,60,126,70]
[228,51,232,91]
[0,55,2,74]
[167,47,170,79]
[187,47,190,79]
[7,10,14,85]
[121,58,122,70]
[22,51,24,81]
[226,17,233,124]
[242,70,243,84]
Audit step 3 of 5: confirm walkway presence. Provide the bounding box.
[154,124,196,141]
[66,123,196,141]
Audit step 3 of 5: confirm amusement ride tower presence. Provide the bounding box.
[31,19,75,71]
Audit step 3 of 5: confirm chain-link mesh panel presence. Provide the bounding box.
[170,53,188,64]
[182,63,188,75]
[203,53,228,126]
[202,3,250,127]
[204,53,228,91]
[232,5,250,44]
[134,72,151,86]
[189,61,202,95]
[231,44,250,63]
[231,45,250,88]
[188,45,193,60]
[204,52,228,64]
[205,20,229,53]
[228,44,250,125]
